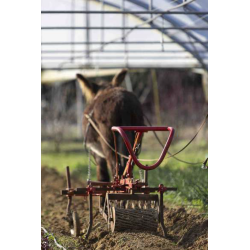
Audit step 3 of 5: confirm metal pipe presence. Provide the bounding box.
[85,0,90,61]
[85,193,93,239]
[122,0,128,66]
[174,0,208,22]
[159,191,167,237]
[41,10,208,14]
[42,26,207,30]
[90,0,208,68]
[41,56,202,60]
[41,65,204,70]
[66,166,71,189]
[71,0,75,63]
[101,0,104,46]
[144,170,148,186]
[149,0,153,24]
[41,41,207,45]
[111,126,175,171]
[66,166,72,216]
[41,50,207,53]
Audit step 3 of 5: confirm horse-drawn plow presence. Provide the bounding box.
[61,126,177,238]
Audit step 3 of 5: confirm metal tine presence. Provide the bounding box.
[143,200,151,209]
[125,200,132,209]
[138,200,144,209]
[132,201,139,209]
[151,200,158,209]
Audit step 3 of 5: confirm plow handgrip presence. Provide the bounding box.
[66,166,71,189]
[111,126,174,170]
[113,126,172,132]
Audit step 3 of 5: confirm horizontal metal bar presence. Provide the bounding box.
[88,181,113,186]
[41,56,199,60]
[41,50,207,54]
[41,65,204,70]
[41,10,208,15]
[107,193,159,201]
[41,41,208,45]
[41,26,208,30]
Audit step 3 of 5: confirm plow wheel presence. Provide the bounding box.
[109,202,158,233]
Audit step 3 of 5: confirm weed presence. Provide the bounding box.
[42,139,207,211]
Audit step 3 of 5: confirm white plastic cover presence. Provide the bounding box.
[41,0,208,71]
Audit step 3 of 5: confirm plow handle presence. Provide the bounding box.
[111,126,174,170]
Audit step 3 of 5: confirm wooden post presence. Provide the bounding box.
[151,69,162,125]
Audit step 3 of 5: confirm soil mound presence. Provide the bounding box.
[41,167,207,250]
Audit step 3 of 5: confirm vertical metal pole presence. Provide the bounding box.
[66,166,71,189]
[112,132,119,178]
[122,0,125,41]
[66,166,72,216]
[101,0,104,47]
[144,170,148,185]
[85,192,93,239]
[159,191,167,237]
[161,18,164,51]
[71,0,75,62]
[149,0,153,24]
[122,0,128,67]
[86,0,90,64]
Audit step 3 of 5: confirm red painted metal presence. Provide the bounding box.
[111,126,175,170]
[61,126,177,238]
[112,126,172,132]
[123,132,143,178]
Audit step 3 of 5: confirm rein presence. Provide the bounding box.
[84,113,207,164]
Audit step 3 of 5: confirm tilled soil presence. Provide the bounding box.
[41,167,208,250]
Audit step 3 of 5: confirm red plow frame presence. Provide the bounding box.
[61,126,177,238]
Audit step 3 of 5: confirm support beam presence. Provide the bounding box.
[41,10,208,15]
[41,41,208,45]
[42,26,207,30]
[41,50,207,54]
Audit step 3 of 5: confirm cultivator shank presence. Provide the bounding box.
[61,126,177,238]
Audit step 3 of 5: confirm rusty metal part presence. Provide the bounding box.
[107,193,159,201]
[111,207,158,232]
[144,170,148,185]
[84,193,93,239]
[61,126,178,239]
[111,126,175,170]
[61,187,177,196]
[159,191,167,237]
[105,193,159,233]
[66,166,72,216]
[122,132,143,178]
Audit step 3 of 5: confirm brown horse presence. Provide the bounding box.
[76,69,144,182]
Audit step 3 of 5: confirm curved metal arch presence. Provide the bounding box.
[126,0,207,50]
[93,0,207,70]
[174,0,208,22]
